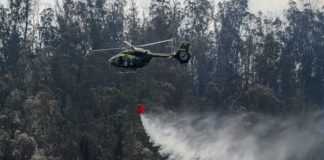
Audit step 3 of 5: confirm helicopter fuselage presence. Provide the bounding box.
[108,48,153,68]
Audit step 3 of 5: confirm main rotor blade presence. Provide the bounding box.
[87,48,124,56]
[88,48,124,53]
[137,38,174,47]
[124,41,135,48]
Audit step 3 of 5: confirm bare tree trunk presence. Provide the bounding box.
[24,0,30,44]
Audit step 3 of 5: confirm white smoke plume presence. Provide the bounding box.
[141,112,324,160]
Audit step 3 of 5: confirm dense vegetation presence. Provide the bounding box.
[0,0,323,159]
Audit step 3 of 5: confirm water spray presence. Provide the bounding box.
[137,108,324,160]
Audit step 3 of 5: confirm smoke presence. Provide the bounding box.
[141,112,324,160]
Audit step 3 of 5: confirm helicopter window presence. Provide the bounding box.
[117,56,130,67]
[123,57,128,66]
[129,58,133,66]
[117,57,124,66]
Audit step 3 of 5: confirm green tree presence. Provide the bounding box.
[214,0,248,101]
[182,0,213,94]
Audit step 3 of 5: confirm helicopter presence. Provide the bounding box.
[87,39,191,69]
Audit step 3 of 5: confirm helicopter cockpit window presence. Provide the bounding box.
[117,56,124,66]
[116,56,129,67]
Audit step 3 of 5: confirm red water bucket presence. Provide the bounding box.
[136,104,145,114]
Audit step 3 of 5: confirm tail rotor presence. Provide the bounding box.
[174,42,191,64]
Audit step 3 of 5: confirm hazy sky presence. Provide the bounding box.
[0,0,324,15]
[134,0,290,13]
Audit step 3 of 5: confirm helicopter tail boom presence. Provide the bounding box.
[173,42,191,64]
